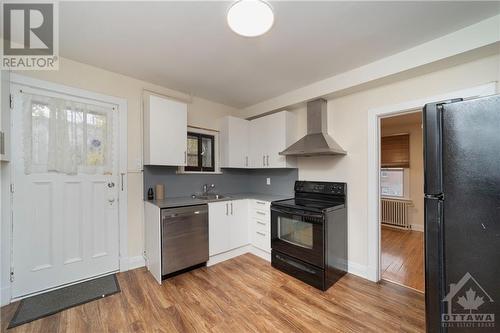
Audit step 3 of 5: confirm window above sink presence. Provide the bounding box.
[177,126,221,174]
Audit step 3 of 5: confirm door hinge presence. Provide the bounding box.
[9,94,13,109]
[10,270,14,283]
[10,184,14,193]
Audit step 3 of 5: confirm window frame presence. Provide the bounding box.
[380,167,409,199]
[185,131,215,172]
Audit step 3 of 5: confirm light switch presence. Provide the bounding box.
[266,177,271,185]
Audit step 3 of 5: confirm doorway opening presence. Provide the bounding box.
[379,111,424,292]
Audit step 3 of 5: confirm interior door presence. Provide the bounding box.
[11,86,120,298]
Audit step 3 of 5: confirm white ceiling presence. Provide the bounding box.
[59,1,500,108]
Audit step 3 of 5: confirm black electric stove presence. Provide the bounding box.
[270,181,347,291]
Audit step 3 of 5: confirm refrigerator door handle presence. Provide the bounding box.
[423,98,462,195]
[425,197,445,333]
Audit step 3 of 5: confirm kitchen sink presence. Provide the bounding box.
[193,194,230,201]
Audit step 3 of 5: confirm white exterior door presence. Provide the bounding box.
[11,86,120,298]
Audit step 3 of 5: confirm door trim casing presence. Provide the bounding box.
[7,73,128,300]
[366,82,496,282]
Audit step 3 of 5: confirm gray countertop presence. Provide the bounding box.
[145,192,292,209]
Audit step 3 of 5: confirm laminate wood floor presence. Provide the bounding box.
[2,253,425,332]
[381,226,425,292]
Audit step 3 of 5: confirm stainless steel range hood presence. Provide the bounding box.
[280,99,347,156]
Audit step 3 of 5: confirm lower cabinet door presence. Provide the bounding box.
[208,202,230,256]
[229,200,249,249]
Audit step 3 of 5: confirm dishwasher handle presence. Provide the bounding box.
[162,205,208,219]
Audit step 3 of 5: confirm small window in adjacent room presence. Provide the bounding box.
[380,168,405,197]
[185,132,215,172]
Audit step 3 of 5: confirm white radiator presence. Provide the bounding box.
[381,198,412,229]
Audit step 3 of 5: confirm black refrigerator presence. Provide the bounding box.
[424,95,500,332]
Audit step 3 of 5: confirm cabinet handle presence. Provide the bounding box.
[257,221,266,225]
[120,173,125,191]
[256,231,266,236]
[231,202,233,215]
[184,151,187,164]
[226,203,228,216]
[266,155,269,166]
[257,211,266,215]
[256,201,266,205]
[245,156,248,167]
[263,155,265,166]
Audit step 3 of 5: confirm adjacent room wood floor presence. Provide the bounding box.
[381,226,425,292]
[1,253,424,332]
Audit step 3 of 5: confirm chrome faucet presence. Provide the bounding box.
[202,184,216,195]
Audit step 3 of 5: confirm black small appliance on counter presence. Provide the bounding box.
[271,181,347,291]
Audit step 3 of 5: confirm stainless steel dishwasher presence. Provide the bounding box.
[161,205,209,276]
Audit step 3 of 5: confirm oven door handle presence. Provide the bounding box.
[271,206,324,220]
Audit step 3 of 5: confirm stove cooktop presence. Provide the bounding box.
[271,198,345,213]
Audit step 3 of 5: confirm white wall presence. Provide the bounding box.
[281,54,499,276]
[381,117,424,231]
[12,57,236,259]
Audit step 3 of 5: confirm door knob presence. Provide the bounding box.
[108,182,115,188]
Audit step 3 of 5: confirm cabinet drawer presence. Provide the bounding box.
[252,200,270,210]
[252,208,269,220]
[253,230,270,252]
[252,217,268,233]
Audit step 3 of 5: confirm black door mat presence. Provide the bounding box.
[8,274,120,329]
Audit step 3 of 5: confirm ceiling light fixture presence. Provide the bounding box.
[227,0,274,37]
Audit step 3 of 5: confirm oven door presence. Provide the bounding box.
[271,205,324,268]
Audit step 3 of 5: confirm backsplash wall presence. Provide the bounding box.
[143,166,298,198]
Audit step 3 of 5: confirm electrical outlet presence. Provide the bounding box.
[266,177,271,185]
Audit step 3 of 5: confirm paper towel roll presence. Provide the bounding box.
[155,184,165,200]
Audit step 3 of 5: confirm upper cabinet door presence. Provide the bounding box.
[143,94,187,166]
[218,116,249,168]
[265,111,297,168]
[249,116,268,168]
[218,111,297,169]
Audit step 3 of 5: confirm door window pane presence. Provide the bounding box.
[86,112,108,166]
[278,216,313,249]
[26,95,113,175]
[380,168,404,197]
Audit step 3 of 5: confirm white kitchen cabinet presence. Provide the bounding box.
[218,116,250,168]
[218,111,297,169]
[249,115,268,168]
[143,93,187,166]
[0,70,10,162]
[229,199,249,249]
[249,200,271,252]
[265,111,297,168]
[208,199,249,256]
[208,201,230,256]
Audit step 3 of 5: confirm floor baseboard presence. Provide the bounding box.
[411,224,424,232]
[128,255,146,270]
[1,285,11,306]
